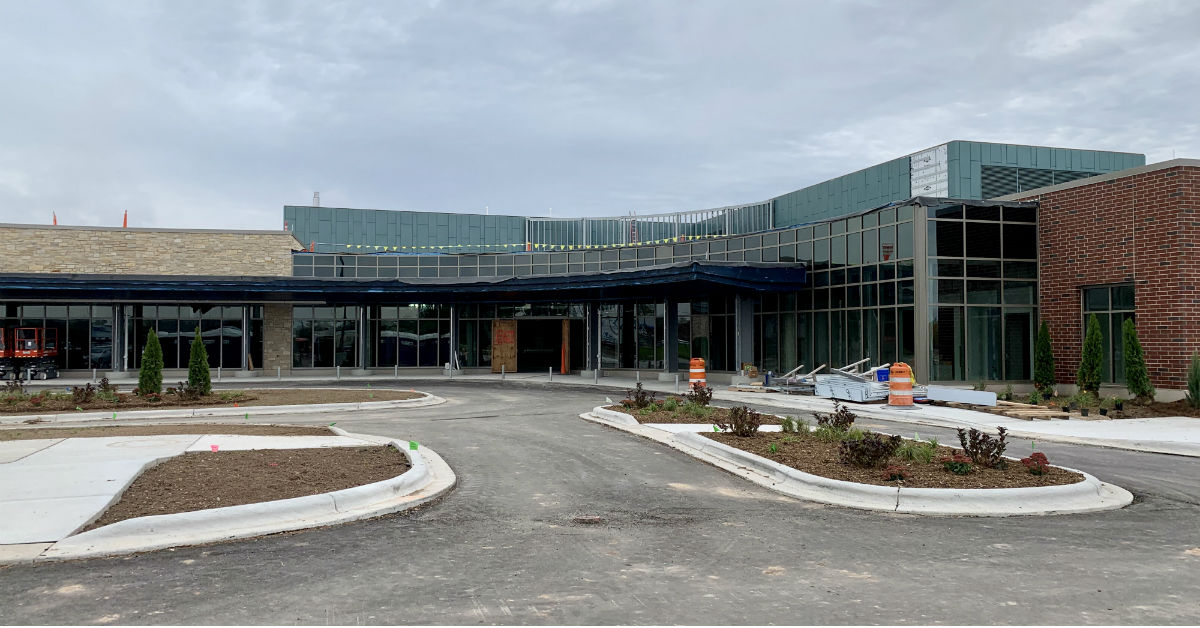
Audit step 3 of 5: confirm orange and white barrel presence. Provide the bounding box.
[888,362,913,407]
[689,357,706,386]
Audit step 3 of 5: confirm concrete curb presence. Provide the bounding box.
[33,431,456,561]
[713,394,1200,458]
[583,406,1133,517]
[0,391,445,425]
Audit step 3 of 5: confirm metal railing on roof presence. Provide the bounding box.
[525,201,773,248]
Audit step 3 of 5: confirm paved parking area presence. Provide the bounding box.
[0,382,1198,625]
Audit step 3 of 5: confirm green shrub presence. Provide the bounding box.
[1186,352,1200,409]
[714,405,762,437]
[896,439,938,464]
[138,329,164,396]
[842,427,865,442]
[625,382,656,409]
[957,427,1008,468]
[1077,314,1103,395]
[1122,318,1154,403]
[1034,320,1056,395]
[814,402,856,431]
[681,402,714,419]
[1000,384,1014,402]
[662,397,680,412]
[683,382,713,407]
[813,426,845,443]
[1027,389,1043,405]
[779,415,810,435]
[838,432,902,468]
[940,453,973,475]
[973,379,988,392]
[187,327,212,396]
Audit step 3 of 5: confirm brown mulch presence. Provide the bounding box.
[83,446,409,531]
[0,423,334,442]
[602,404,785,425]
[703,432,1084,489]
[1043,399,1200,419]
[0,387,422,415]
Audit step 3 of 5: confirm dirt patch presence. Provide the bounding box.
[703,432,1083,489]
[0,423,334,442]
[0,387,423,416]
[83,446,409,531]
[603,405,784,425]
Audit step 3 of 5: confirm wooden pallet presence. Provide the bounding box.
[946,400,1074,421]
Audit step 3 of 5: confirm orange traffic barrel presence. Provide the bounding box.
[888,362,913,407]
[689,357,706,386]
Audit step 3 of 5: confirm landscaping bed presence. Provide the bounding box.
[602,404,784,425]
[83,445,409,531]
[702,431,1082,489]
[0,386,422,415]
[0,423,335,442]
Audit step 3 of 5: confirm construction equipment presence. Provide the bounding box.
[775,363,826,395]
[0,327,61,380]
[814,358,917,403]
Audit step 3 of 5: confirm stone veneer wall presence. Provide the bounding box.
[1015,164,1199,389]
[262,303,293,374]
[0,225,301,276]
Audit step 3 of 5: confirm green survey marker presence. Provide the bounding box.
[329,422,337,426]
[409,441,419,450]
[713,425,719,432]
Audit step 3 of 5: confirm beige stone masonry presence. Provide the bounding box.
[0,224,303,277]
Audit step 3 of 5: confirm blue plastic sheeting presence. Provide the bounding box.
[0,261,805,305]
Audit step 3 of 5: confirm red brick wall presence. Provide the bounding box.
[1015,165,1199,389]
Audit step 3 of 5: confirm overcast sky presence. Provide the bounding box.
[0,0,1197,231]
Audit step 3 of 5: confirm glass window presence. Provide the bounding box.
[967,307,1003,381]
[930,306,964,381]
[967,280,1002,304]
[862,229,878,264]
[879,225,896,261]
[813,239,830,268]
[929,204,963,219]
[1004,281,1037,305]
[931,259,964,277]
[965,205,1002,221]
[1111,285,1135,310]
[1004,261,1038,279]
[966,260,1003,278]
[1084,287,1109,311]
[1004,206,1037,223]
[935,279,964,303]
[965,222,1002,258]
[929,220,964,257]
[846,232,861,265]
[1003,224,1037,259]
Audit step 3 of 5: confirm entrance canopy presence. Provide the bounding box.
[0,261,805,305]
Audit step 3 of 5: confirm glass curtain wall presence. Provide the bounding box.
[291,306,359,368]
[126,305,260,370]
[1,303,115,370]
[763,204,916,374]
[1081,285,1135,383]
[926,203,1038,381]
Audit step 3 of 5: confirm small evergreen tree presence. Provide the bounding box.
[1122,318,1154,403]
[1186,352,1200,410]
[138,329,163,395]
[1076,314,1103,397]
[187,327,212,395]
[1033,320,1056,395]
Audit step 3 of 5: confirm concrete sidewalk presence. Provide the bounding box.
[24,371,1200,456]
[0,433,381,546]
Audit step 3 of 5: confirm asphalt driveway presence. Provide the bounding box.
[1,382,1198,625]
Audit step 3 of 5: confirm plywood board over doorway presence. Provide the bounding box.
[492,319,517,373]
[561,319,570,374]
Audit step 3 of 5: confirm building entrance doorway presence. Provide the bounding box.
[491,318,584,374]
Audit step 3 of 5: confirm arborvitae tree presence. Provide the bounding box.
[1186,352,1200,409]
[187,327,212,395]
[1033,321,1056,395]
[1122,318,1154,403]
[1076,314,1104,397]
[138,329,163,395]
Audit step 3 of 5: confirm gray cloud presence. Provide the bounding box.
[0,0,1196,230]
